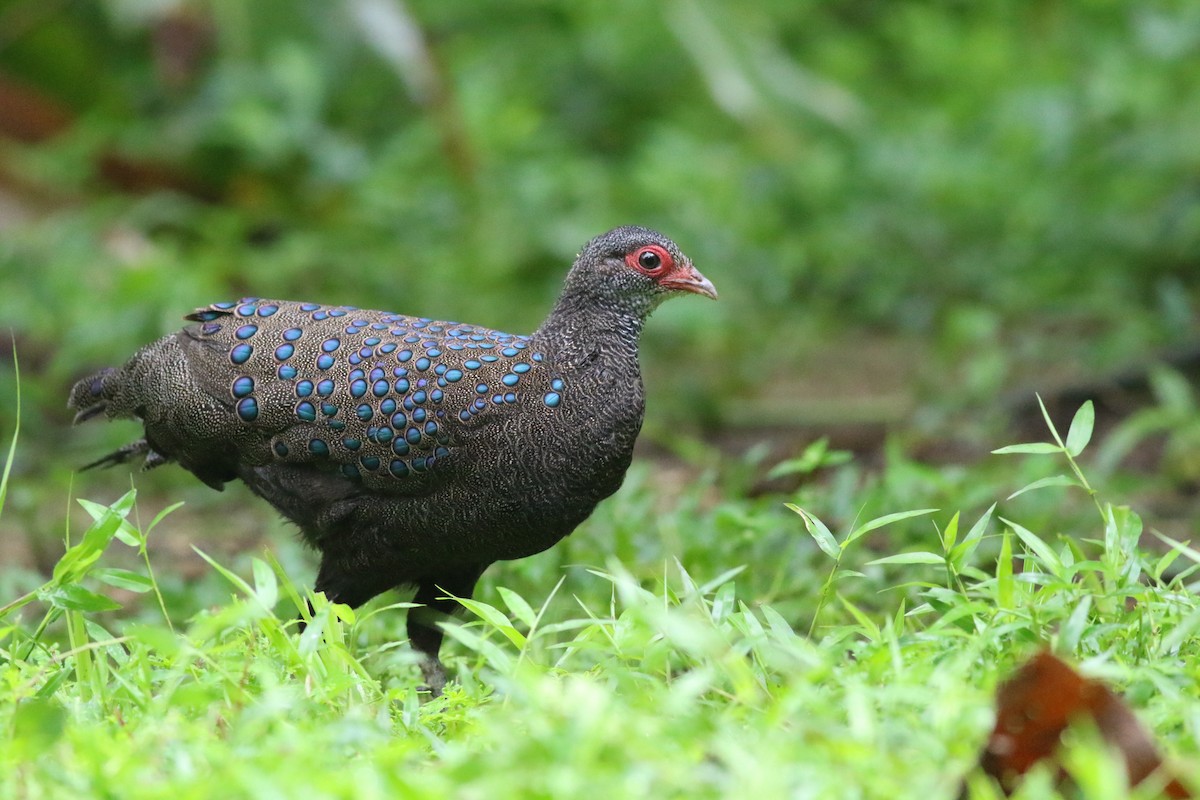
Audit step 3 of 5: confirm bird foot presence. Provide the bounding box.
[419,657,448,698]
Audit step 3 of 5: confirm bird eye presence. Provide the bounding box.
[626,245,672,275]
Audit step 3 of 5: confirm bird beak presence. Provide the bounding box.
[661,261,718,300]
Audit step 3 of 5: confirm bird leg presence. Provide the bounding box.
[408,564,486,696]
[310,551,397,623]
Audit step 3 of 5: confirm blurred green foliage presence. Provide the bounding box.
[0,0,1198,475]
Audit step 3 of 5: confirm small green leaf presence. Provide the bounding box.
[127,623,182,657]
[710,581,736,622]
[0,346,20,518]
[439,621,515,671]
[759,605,795,639]
[497,587,537,628]
[845,508,938,546]
[1148,365,1195,414]
[698,565,746,595]
[1065,400,1095,456]
[1153,547,1184,582]
[93,568,154,593]
[454,597,510,629]
[41,583,121,612]
[786,503,839,560]
[146,501,185,534]
[1058,595,1091,653]
[837,595,880,640]
[1002,518,1064,577]
[192,546,254,596]
[252,558,278,610]
[865,552,946,566]
[56,492,137,584]
[766,438,851,478]
[34,667,72,700]
[456,597,527,647]
[298,608,327,655]
[951,503,995,570]
[1006,474,1080,500]
[941,511,960,553]
[997,532,1014,608]
[1158,606,1200,657]
[991,442,1062,455]
[1036,393,1066,447]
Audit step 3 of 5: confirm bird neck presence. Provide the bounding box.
[534,285,653,355]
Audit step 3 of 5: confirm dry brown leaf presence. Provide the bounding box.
[966,650,1189,798]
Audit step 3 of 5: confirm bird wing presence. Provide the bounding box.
[175,298,557,496]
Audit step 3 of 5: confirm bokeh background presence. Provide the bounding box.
[1,0,1199,605]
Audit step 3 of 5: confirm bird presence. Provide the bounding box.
[68,225,717,693]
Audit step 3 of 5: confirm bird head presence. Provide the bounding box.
[568,226,718,312]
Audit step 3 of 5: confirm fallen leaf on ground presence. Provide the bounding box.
[964,650,1190,798]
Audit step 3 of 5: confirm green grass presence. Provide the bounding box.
[3,396,1199,798]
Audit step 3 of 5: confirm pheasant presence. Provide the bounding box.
[68,226,717,693]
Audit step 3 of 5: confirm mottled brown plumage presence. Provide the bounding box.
[69,226,716,692]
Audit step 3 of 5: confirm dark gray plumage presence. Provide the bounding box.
[68,226,717,692]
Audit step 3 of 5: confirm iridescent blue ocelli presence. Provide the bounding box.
[231,376,254,398]
[236,397,259,421]
[230,344,253,365]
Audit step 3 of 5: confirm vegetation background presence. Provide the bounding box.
[1,1,1199,797]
